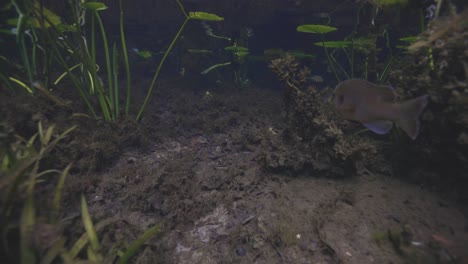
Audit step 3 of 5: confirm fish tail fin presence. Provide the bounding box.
[398,95,429,140]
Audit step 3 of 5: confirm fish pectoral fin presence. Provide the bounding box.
[363,120,393,135]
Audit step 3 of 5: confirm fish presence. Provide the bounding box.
[333,79,428,140]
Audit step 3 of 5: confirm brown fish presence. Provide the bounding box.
[333,79,428,140]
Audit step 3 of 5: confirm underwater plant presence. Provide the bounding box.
[3,0,130,121]
[192,25,253,89]
[297,23,394,83]
[136,1,224,121]
[0,121,161,263]
[2,0,223,122]
[297,24,341,82]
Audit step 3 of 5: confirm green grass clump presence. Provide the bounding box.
[0,122,161,263]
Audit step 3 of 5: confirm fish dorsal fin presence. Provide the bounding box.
[363,120,393,135]
[375,84,396,103]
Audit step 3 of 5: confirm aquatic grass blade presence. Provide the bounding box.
[40,238,65,264]
[20,189,36,264]
[136,16,190,121]
[81,195,100,251]
[201,62,231,75]
[20,153,39,264]
[118,224,161,264]
[42,23,98,118]
[136,0,224,121]
[119,0,131,114]
[112,43,119,118]
[95,12,114,120]
[53,63,81,85]
[8,77,33,93]
[87,245,102,262]
[51,163,72,224]
[66,217,119,259]
[0,72,15,92]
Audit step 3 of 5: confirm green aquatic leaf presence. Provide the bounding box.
[371,0,408,6]
[287,50,316,59]
[297,24,337,34]
[189,12,224,21]
[117,224,161,264]
[82,2,108,11]
[81,195,100,251]
[0,29,14,35]
[33,1,62,28]
[314,41,352,48]
[235,51,249,57]
[224,45,248,52]
[399,36,418,43]
[396,45,409,50]
[352,37,375,48]
[136,50,153,59]
[187,49,213,54]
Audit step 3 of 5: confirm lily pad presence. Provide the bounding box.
[82,2,108,11]
[189,12,224,21]
[224,46,248,52]
[297,24,337,34]
[314,41,352,48]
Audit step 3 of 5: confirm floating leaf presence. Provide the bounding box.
[314,41,352,48]
[297,24,337,34]
[82,2,108,11]
[399,36,418,43]
[371,0,408,7]
[287,50,316,59]
[224,46,248,52]
[188,49,213,54]
[189,12,224,21]
[235,51,249,57]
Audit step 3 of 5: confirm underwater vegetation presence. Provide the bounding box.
[0,0,223,263]
[388,7,468,196]
[0,121,160,263]
[265,55,381,176]
[1,0,223,122]
[295,20,393,84]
